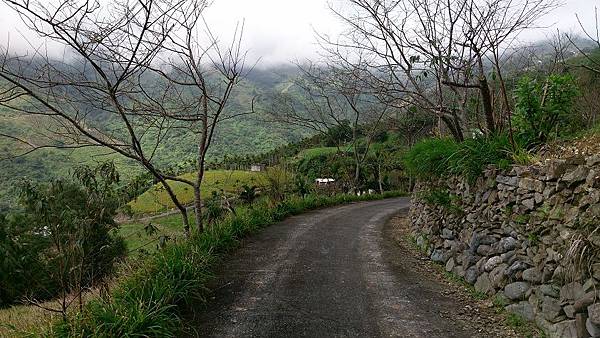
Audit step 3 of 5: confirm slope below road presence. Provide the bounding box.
[188,198,518,337]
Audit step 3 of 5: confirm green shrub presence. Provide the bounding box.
[0,162,126,308]
[513,74,579,147]
[420,189,462,214]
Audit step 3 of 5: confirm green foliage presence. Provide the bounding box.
[263,168,295,203]
[513,74,579,147]
[238,184,258,204]
[295,138,407,193]
[421,189,453,207]
[293,175,312,197]
[55,192,405,337]
[325,120,352,146]
[402,138,460,179]
[506,313,527,328]
[0,163,126,307]
[403,134,515,181]
[451,134,513,181]
[203,191,228,225]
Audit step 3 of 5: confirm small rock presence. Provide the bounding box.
[545,159,569,180]
[519,177,546,193]
[465,266,479,285]
[592,264,600,280]
[542,296,562,322]
[561,282,585,302]
[587,317,600,337]
[497,175,518,187]
[563,166,590,184]
[431,249,449,263]
[548,319,578,338]
[445,257,456,272]
[522,268,543,283]
[416,235,425,249]
[505,282,530,300]
[522,198,535,210]
[489,264,508,288]
[477,244,495,256]
[441,228,454,240]
[564,304,576,319]
[540,284,561,298]
[461,251,479,268]
[574,291,599,313]
[506,301,535,321]
[475,273,493,295]
[583,278,596,293]
[587,170,600,188]
[506,261,529,277]
[499,237,518,252]
[469,233,481,253]
[452,264,466,277]
[587,154,600,166]
[588,303,600,325]
[484,256,503,272]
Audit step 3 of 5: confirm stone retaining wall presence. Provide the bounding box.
[409,154,600,338]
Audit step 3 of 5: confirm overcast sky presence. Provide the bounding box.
[0,0,597,66]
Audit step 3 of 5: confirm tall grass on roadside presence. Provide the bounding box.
[51,191,405,337]
[402,134,522,182]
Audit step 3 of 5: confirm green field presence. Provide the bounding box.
[127,170,265,214]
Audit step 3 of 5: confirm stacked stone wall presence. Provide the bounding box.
[410,155,600,337]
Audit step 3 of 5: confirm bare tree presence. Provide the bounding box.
[567,6,600,75]
[0,0,249,234]
[320,0,561,141]
[268,61,391,191]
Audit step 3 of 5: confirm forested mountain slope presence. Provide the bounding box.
[0,65,308,208]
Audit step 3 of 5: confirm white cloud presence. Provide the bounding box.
[0,0,597,65]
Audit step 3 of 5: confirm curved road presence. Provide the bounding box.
[191,198,481,337]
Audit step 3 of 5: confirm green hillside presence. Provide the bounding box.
[0,66,308,209]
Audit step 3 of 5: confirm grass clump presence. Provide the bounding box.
[52,191,405,337]
[402,138,459,179]
[403,134,517,182]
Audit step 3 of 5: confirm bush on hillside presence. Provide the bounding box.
[0,163,126,308]
[452,134,513,181]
